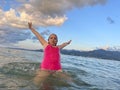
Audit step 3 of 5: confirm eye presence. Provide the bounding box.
[50,37,53,39]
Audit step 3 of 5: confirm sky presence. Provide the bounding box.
[0,0,120,51]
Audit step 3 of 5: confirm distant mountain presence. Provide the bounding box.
[6,47,120,61]
[106,46,120,52]
[60,49,120,61]
[96,46,120,52]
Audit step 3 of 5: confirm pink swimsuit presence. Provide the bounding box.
[40,44,61,70]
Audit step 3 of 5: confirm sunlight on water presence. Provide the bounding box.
[0,47,120,90]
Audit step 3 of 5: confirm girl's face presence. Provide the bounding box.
[48,34,58,46]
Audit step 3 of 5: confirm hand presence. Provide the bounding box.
[28,22,32,29]
[67,40,72,44]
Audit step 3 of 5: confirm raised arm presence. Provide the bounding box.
[28,22,48,48]
[58,40,71,49]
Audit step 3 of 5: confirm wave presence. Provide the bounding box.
[0,62,84,90]
[0,47,120,90]
[1,62,39,77]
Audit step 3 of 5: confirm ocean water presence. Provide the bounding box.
[0,47,120,90]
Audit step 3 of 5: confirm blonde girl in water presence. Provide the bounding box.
[28,22,72,86]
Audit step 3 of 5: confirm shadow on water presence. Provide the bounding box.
[37,75,72,90]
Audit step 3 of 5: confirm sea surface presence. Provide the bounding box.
[0,47,120,90]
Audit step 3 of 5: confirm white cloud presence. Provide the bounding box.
[0,0,107,29]
[14,39,41,49]
[0,0,107,49]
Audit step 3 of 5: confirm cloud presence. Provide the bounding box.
[106,16,115,24]
[0,0,107,48]
[27,0,106,16]
[0,0,107,29]
[14,39,41,49]
[31,29,51,39]
[0,27,31,45]
[0,25,51,48]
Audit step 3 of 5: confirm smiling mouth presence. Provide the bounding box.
[51,41,57,45]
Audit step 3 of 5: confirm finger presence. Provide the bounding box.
[28,22,32,24]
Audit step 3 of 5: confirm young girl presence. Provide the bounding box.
[28,22,71,86]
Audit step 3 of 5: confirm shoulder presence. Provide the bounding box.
[57,45,62,49]
[43,43,49,49]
